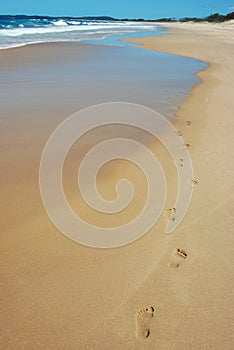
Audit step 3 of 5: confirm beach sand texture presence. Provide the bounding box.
[1,22,234,349]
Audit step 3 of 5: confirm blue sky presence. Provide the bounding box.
[0,0,233,19]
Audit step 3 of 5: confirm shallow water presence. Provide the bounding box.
[0,41,207,123]
[0,17,207,121]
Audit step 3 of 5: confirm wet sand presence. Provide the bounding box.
[1,23,234,349]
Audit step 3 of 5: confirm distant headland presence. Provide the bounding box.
[0,12,233,23]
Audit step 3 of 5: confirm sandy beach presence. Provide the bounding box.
[1,22,234,349]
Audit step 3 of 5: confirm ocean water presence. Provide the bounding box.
[0,16,159,49]
[0,16,207,119]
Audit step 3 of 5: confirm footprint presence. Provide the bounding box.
[186,120,192,126]
[176,248,187,259]
[184,143,191,149]
[192,179,198,185]
[164,208,176,222]
[168,248,187,269]
[136,307,154,339]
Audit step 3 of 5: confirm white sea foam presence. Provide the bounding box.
[2,25,145,37]
[0,38,84,50]
[67,21,81,25]
[53,20,68,26]
[0,20,158,49]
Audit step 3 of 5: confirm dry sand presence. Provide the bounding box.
[1,23,234,349]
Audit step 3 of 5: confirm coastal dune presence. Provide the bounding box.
[1,22,233,349]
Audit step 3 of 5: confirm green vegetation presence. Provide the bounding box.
[151,11,234,23]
